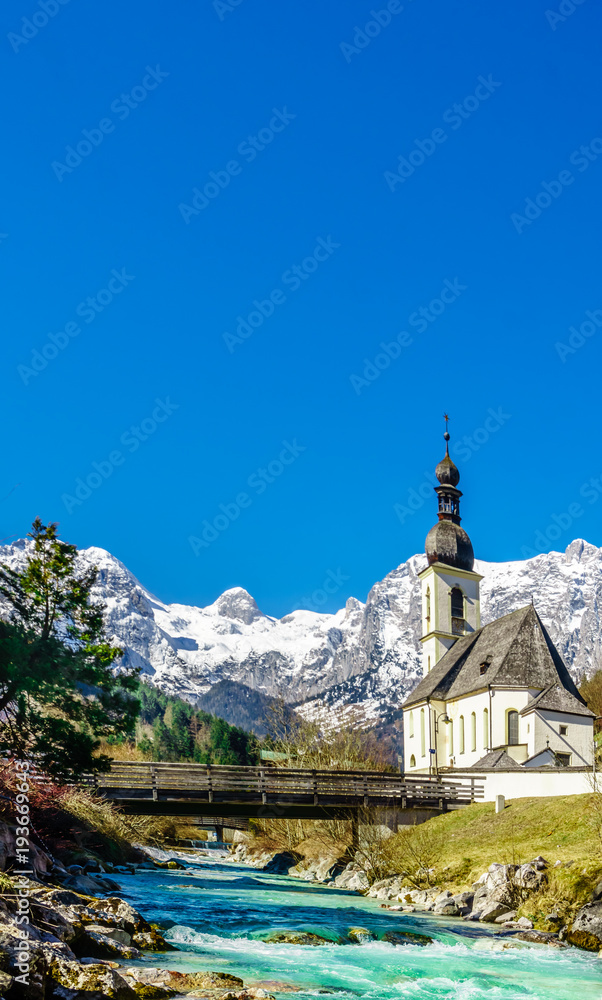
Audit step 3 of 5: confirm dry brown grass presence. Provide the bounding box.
[59,788,170,851]
[95,739,151,762]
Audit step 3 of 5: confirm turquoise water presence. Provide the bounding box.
[114,855,602,999]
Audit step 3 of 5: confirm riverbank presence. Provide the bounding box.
[3,835,602,1000]
[112,848,602,1000]
[3,787,602,999]
[228,794,602,952]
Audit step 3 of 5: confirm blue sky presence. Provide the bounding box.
[1,0,601,617]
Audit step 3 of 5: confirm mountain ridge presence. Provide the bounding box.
[1,537,600,734]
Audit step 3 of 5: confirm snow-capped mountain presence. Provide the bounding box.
[1,538,601,730]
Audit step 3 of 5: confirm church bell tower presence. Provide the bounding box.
[418,417,482,675]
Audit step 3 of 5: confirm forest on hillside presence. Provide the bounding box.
[124,683,260,765]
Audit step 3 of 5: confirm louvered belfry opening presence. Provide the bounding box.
[451,586,465,635]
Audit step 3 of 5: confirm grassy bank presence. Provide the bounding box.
[249,794,602,931]
[414,794,602,927]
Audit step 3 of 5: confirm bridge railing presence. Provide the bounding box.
[84,761,483,806]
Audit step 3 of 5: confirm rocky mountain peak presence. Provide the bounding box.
[213,587,266,625]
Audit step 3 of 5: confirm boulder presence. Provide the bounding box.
[381,930,433,946]
[495,910,517,923]
[263,931,332,946]
[165,970,244,992]
[78,928,141,960]
[50,957,138,999]
[513,930,566,948]
[502,917,533,929]
[347,927,376,943]
[89,897,151,934]
[566,902,602,951]
[479,901,513,923]
[452,892,474,915]
[132,929,176,951]
[84,923,132,946]
[333,865,369,891]
[472,886,490,911]
[368,877,403,900]
[434,900,460,916]
[261,852,300,875]
[63,874,112,894]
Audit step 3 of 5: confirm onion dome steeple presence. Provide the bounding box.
[425,415,474,572]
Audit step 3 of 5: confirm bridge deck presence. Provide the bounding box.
[86,762,483,818]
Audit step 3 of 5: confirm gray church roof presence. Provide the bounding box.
[520,682,595,719]
[469,749,524,770]
[403,604,588,709]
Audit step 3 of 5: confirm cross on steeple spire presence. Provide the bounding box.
[443,413,450,454]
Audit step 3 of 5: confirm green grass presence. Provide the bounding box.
[392,794,602,928]
[418,794,599,887]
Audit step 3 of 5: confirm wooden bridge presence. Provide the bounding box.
[87,761,483,821]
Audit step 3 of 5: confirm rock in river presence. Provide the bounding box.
[382,930,433,946]
[264,931,334,946]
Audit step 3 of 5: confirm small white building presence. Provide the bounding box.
[403,422,595,782]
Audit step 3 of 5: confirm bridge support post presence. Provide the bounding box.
[350,812,359,854]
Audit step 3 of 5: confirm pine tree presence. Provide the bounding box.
[0,518,139,781]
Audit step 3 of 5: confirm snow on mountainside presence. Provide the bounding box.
[1,538,601,729]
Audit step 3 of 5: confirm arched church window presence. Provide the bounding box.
[483,708,489,748]
[470,712,476,752]
[451,587,464,619]
[425,587,431,624]
[420,709,426,757]
[409,711,414,738]
[409,755,416,768]
[507,710,519,746]
[459,715,465,753]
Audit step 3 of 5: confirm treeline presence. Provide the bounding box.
[131,684,259,765]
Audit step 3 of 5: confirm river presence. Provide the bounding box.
[114,851,602,1000]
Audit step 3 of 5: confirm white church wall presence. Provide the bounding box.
[445,691,490,768]
[421,564,481,638]
[528,709,593,766]
[488,688,531,749]
[451,768,593,802]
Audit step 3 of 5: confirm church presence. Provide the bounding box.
[403,422,595,780]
